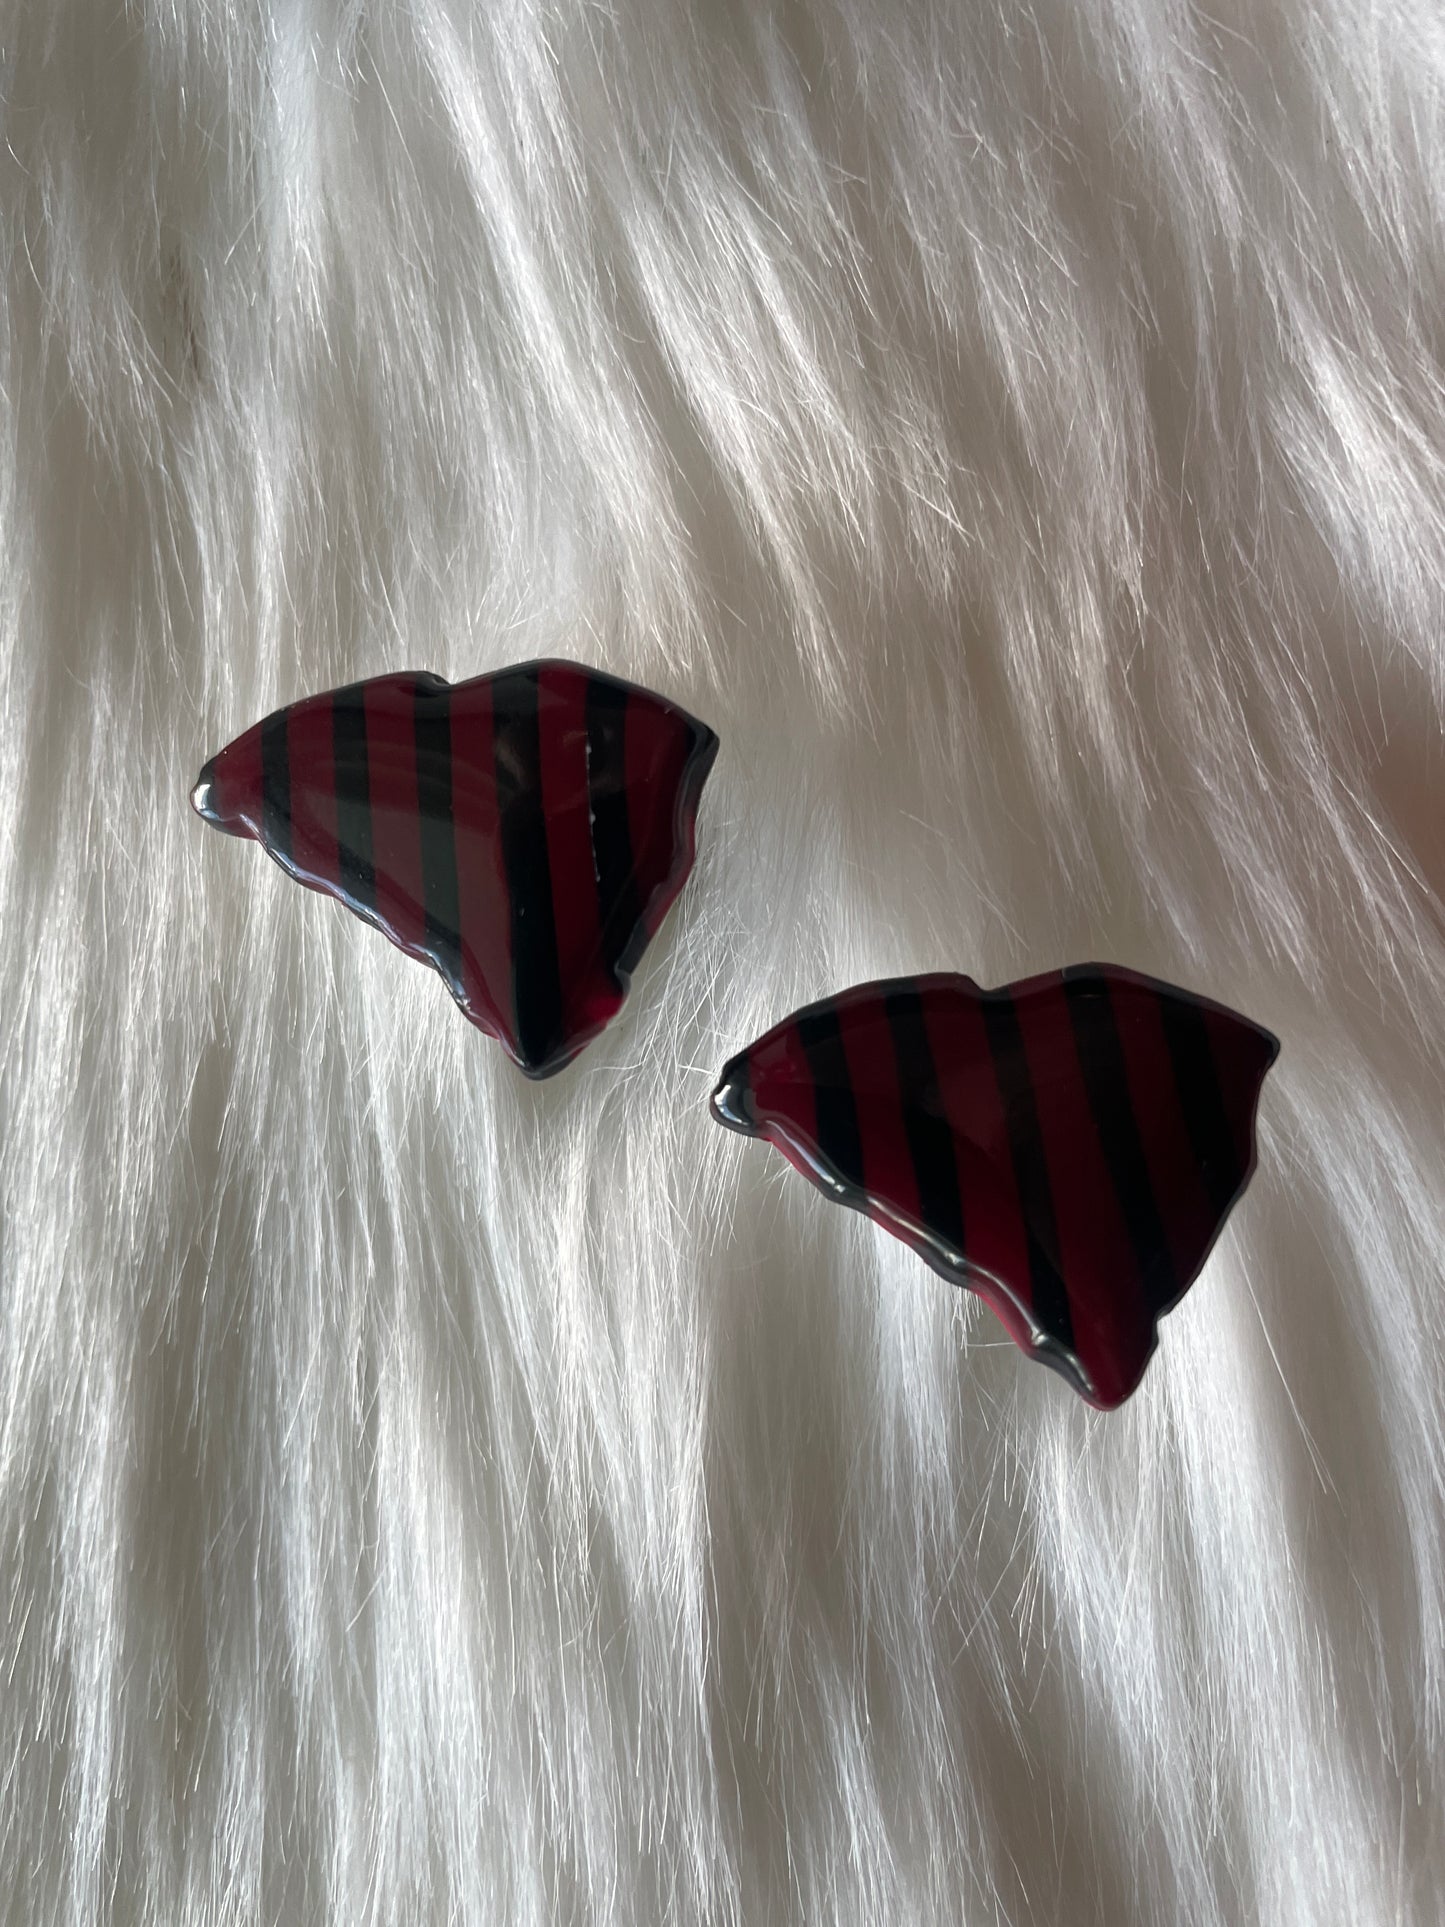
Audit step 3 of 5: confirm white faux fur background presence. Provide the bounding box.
[2,0,1444,1919]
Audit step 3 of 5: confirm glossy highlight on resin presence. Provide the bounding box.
[712,967,1279,1408]
[193,661,719,1077]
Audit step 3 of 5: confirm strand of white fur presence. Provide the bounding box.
[1,0,1442,1919]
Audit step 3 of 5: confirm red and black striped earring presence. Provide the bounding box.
[192,661,718,1078]
[710,966,1278,1409]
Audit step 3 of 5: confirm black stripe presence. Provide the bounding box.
[493,667,564,1072]
[883,985,966,1269]
[260,708,292,861]
[412,677,463,991]
[794,1001,865,1196]
[980,992,1075,1353]
[1158,991,1239,1220]
[1062,973,1176,1314]
[332,685,375,914]
[584,674,641,983]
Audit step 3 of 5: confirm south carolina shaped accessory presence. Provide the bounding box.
[711,965,1278,1408]
[192,660,719,1077]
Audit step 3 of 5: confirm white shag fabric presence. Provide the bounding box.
[2,1,1443,1919]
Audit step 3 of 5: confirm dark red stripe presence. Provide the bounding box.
[447,678,511,1041]
[920,979,1036,1339]
[283,694,338,889]
[750,1018,820,1183]
[625,692,690,942]
[225,721,266,842]
[538,664,608,1038]
[362,676,427,953]
[836,987,921,1234]
[1011,978,1150,1406]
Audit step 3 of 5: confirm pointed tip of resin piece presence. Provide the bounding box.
[712,965,1278,1409]
[710,1052,757,1134]
[190,752,252,836]
[193,660,719,1077]
[189,758,219,822]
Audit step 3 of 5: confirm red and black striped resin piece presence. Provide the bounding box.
[711,968,1279,1408]
[192,661,719,1077]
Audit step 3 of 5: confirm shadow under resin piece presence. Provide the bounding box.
[193,661,719,1077]
[711,966,1279,1408]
